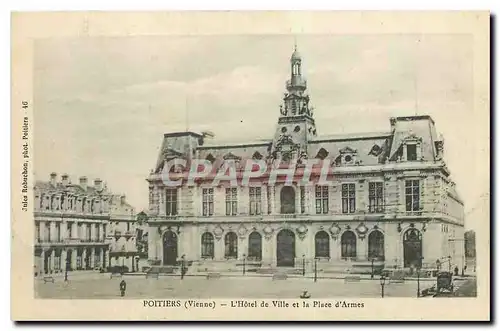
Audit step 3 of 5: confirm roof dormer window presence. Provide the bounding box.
[337,146,357,166]
[407,144,417,161]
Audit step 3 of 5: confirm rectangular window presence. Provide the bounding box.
[165,188,178,216]
[86,224,91,242]
[300,186,305,214]
[225,187,238,216]
[315,186,329,214]
[56,223,61,242]
[202,188,214,216]
[405,180,420,212]
[96,225,101,241]
[67,223,72,239]
[46,223,51,242]
[407,144,417,161]
[249,187,262,215]
[341,184,356,214]
[35,223,40,242]
[369,182,384,213]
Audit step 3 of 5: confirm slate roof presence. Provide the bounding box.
[153,115,445,173]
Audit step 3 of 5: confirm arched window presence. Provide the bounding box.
[315,231,330,258]
[368,230,384,260]
[224,232,238,259]
[341,231,357,259]
[280,186,295,214]
[201,232,214,259]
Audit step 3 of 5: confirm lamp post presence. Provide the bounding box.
[64,259,69,282]
[302,254,306,276]
[243,254,246,276]
[314,258,318,283]
[417,255,423,298]
[380,275,386,298]
[181,254,186,280]
[371,255,375,279]
[417,267,421,298]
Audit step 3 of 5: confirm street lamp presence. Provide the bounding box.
[314,258,318,283]
[64,259,69,282]
[417,255,423,298]
[242,254,246,276]
[302,254,306,276]
[180,254,186,280]
[380,275,386,298]
[371,254,376,279]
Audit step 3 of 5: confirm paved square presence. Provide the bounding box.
[35,275,437,299]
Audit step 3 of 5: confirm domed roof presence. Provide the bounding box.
[291,48,301,61]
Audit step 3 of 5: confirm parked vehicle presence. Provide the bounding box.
[436,271,454,293]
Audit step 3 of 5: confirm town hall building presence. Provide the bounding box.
[145,47,465,275]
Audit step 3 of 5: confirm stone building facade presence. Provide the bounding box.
[34,173,138,276]
[146,47,465,274]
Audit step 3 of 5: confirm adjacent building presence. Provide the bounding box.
[34,173,139,276]
[145,47,466,274]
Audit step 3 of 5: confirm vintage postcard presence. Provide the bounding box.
[11,11,490,321]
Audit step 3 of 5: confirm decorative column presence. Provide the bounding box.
[71,250,77,270]
[215,236,225,261]
[40,250,46,275]
[101,249,106,269]
[50,249,55,272]
[72,222,78,240]
[269,185,276,215]
[304,185,312,214]
[91,248,96,269]
[91,223,96,242]
[294,185,300,215]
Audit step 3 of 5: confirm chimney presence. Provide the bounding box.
[49,172,57,187]
[94,178,103,192]
[79,176,88,191]
[390,117,397,132]
[120,195,126,205]
[61,173,69,186]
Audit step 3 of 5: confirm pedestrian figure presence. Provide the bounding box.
[300,290,311,299]
[454,266,459,276]
[119,279,127,297]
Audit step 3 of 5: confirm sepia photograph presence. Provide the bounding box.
[11,11,490,321]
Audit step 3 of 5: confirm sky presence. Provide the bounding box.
[33,34,487,230]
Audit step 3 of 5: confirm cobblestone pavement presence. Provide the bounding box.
[35,275,460,299]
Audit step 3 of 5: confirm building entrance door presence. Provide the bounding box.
[163,231,178,265]
[276,229,295,267]
[403,228,422,268]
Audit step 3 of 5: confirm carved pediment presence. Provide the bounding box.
[339,146,357,155]
[223,152,242,161]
